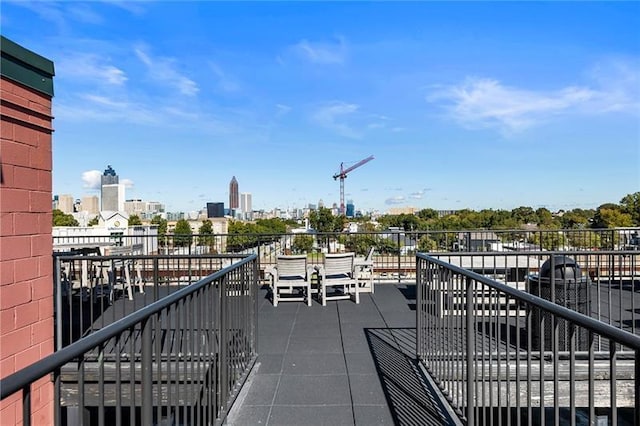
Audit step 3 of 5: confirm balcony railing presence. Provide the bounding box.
[3,228,638,424]
[53,227,640,282]
[416,252,640,425]
[1,254,258,426]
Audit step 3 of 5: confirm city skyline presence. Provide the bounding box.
[3,2,638,212]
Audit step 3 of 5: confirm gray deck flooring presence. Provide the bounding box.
[226,284,458,426]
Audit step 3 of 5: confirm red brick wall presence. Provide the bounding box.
[0,75,54,425]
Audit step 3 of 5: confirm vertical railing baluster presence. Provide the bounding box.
[22,385,30,426]
[466,276,475,425]
[141,317,153,426]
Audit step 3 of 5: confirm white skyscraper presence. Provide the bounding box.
[240,192,252,220]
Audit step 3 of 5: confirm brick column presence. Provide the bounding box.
[0,37,55,425]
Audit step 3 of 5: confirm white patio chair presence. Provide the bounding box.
[355,247,375,294]
[266,255,313,306]
[317,253,359,306]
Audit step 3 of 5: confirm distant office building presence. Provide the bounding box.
[207,202,225,218]
[52,195,59,210]
[147,201,165,213]
[240,192,252,220]
[346,200,355,218]
[79,196,99,214]
[388,206,417,215]
[318,199,325,209]
[102,184,125,211]
[229,176,239,210]
[57,194,74,213]
[124,199,145,215]
[101,165,124,211]
[101,165,118,185]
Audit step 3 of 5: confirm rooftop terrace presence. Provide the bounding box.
[226,283,458,425]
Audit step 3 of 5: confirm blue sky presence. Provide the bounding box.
[3,1,639,213]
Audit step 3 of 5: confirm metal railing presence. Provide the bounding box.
[54,253,245,348]
[416,252,640,425]
[1,254,259,426]
[53,227,640,282]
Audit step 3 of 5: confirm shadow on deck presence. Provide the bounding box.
[225,284,459,426]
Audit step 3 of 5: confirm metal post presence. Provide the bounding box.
[416,257,422,359]
[22,386,30,426]
[141,317,153,425]
[396,232,401,283]
[54,256,63,351]
[635,349,640,426]
[466,276,475,425]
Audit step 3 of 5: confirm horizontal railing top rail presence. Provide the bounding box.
[1,253,258,400]
[417,252,640,351]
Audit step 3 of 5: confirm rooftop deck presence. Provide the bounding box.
[226,284,459,425]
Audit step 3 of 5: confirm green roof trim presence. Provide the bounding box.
[1,36,55,97]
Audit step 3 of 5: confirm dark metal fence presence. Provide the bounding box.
[54,253,245,349]
[416,252,640,425]
[54,227,640,284]
[1,254,259,426]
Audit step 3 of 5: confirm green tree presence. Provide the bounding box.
[309,207,342,233]
[198,220,216,249]
[292,234,314,254]
[620,192,640,225]
[511,206,536,224]
[173,219,193,247]
[417,208,439,221]
[559,209,594,229]
[535,208,556,227]
[128,214,142,226]
[528,231,567,250]
[418,235,438,252]
[592,205,633,228]
[567,230,601,249]
[87,215,99,226]
[151,215,168,245]
[53,209,79,226]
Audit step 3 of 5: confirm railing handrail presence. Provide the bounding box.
[417,252,640,350]
[0,253,258,400]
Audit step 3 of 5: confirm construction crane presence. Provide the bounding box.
[333,155,374,215]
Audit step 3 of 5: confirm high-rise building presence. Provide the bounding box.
[240,192,252,220]
[101,165,118,185]
[229,176,239,210]
[57,194,74,213]
[101,165,124,211]
[80,196,99,214]
[346,200,355,218]
[207,202,225,218]
[102,184,125,211]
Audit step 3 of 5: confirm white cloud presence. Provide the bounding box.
[81,170,102,190]
[121,178,134,189]
[57,54,127,86]
[410,191,425,199]
[312,101,361,138]
[428,59,640,135]
[294,37,347,64]
[134,45,199,96]
[385,196,406,205]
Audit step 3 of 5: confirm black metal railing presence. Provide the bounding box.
[53,227,640,283]
[416,252,640,425]
[1,254,259,426]
[53,253,246,349]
